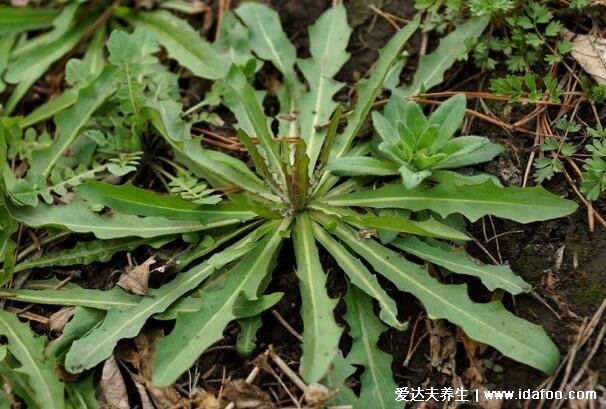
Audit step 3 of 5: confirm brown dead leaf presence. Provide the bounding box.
[223,379,277,409]
[426,319,457,374]
[588,0,606,6]
[49,307,75,332]
[553,245,565,273]
[118,256,156,295]
[191,389,221,409]
[563,29,606,85]
[138,334,182,407]
[133,332,157,379]
[542,269,559,291]
[129,373,155,409]
[457,328,487,383]
[118,331,182,408]
[99,356,130,409]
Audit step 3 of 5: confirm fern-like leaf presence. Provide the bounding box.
[168,174,222,205]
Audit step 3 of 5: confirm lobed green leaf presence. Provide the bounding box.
[298,4,352,172]
[397,16,490,96]
[63,224,272,374]
[130,10,226,79]
[75,182,255,224]
[344,286,398,409]
[30,66,118,177]
[152,221,287,386]
[6,199,213,239]
[324,178,578,223]
[293,213,342,382]
[316,214,560,374]
[0,309,64,409]
[312,222,404,330]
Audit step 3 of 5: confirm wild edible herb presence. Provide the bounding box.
[0,3,579,407]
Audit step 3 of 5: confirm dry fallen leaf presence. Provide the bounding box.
[426,319,457,374]
[191,389,221,409]
[129,374,154,409]
[563,29,606,85]
[588,0,606,6]
[48,307,75,332]
[118,256,156,295]
[136,332,182,407]
[457,328,487,385]
[118,331,182,408]
[223,379,277,409]
[99,356,130,409]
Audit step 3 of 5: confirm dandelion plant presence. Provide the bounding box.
[0,3,578,407]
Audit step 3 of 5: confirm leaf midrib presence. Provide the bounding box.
[300,219,322,368]
[0,293,136,309]
[306,12,339,158]
[326,193,564,211]
[254,10,287,75]
[20,212,234,234]
[356,300,388,409]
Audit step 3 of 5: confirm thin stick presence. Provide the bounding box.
[268,348,307,392]
[523,117,541,187]
[415,91,576,106]
[472,237,500,266]
[266,364,301,408]
[369,5,401,31]
[530,291,561,320]
[410,98,539,135]
[404,313,427,367]
[271,310,303,341]
[533,299,606,409]
[5,306,48,324]
[556,324,606,409]
[561,168,606,229]
[16,232,71,263]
